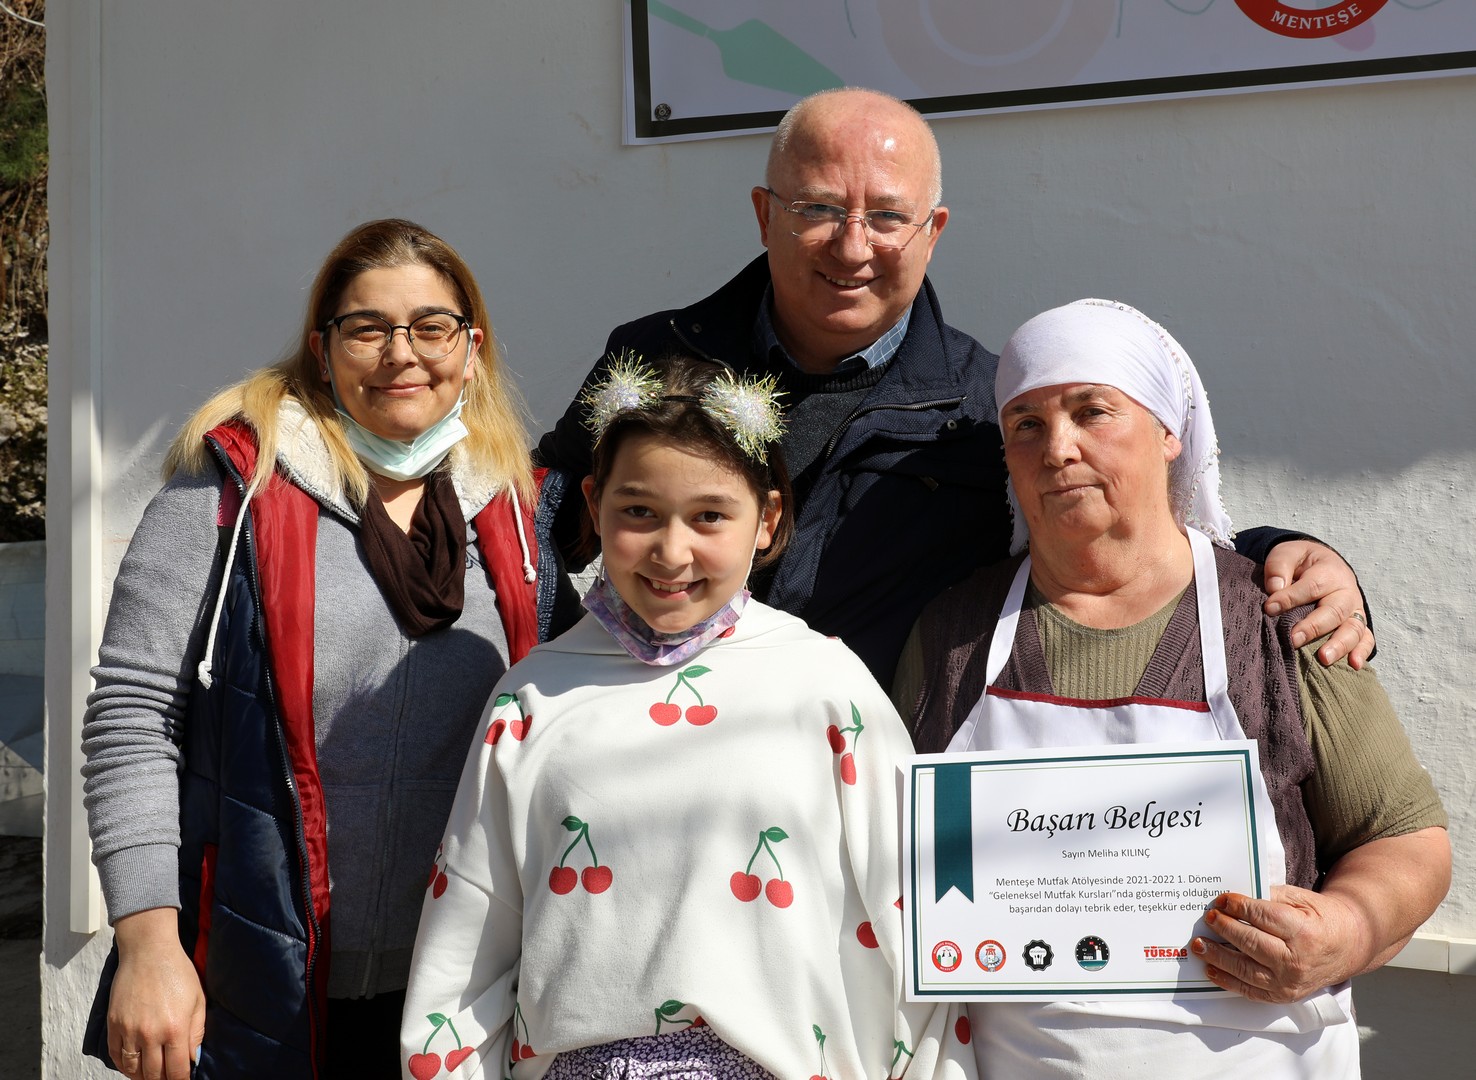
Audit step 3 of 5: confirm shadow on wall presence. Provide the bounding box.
[1357,965,1476,1077]
[0,542,44,838]
[0,836,42,1080]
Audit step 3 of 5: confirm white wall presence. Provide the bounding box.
[47,1,1476,1074]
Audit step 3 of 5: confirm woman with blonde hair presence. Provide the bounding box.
[81,219,575,1080]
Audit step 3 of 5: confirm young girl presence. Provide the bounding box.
[400,356,973,1079]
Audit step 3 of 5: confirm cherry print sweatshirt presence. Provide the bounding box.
[401,601,976,1080]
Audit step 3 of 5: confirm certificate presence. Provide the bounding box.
[902,741,1268,1001]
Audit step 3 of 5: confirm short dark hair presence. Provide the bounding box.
[582,354,793,570]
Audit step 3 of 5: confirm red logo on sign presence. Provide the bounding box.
[931,940,963,972]
[1235,0,1386,39]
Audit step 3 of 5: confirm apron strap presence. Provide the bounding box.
[984,556,1033,686]
[1188,529,1241,738]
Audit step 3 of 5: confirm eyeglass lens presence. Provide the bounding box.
[336,313,465,360]
[780,199,927,250]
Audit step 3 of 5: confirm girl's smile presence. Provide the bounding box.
[583,433,780,635]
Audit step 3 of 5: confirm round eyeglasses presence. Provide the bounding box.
[765,188,936,251]
[324,311,470,361]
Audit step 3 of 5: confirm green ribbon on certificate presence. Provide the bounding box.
[933,763,974,902]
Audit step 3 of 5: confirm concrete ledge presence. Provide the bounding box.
[1386,932,1476,976]
[0,792,41,839]
[0,542,44,680]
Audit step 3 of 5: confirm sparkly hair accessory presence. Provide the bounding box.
[580,351,664,444]
[580,353,785,462]
[700,371,785,463]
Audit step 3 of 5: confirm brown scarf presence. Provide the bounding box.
[358,469,468,637]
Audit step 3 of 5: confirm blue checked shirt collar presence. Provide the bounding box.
[754,286,911,374]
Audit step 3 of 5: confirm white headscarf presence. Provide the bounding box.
[995,298,1234,554]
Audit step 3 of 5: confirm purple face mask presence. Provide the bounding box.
[582,574,749,666]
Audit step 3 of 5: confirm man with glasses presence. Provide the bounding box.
[537,87,1370,685]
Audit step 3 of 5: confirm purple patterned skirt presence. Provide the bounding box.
[543,1025,776,1080]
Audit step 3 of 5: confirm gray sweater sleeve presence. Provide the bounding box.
[81,468,227,923]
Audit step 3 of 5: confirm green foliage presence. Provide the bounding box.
[0,1,46,541]
[0,82,45,188]
[0,324,45,542]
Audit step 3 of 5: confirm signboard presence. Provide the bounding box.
[625,1,1476,143]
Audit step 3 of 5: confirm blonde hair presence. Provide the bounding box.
[163,218,533,504]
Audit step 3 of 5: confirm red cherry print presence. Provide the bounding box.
[719,626,736,638]
[445,1046,474,1070]
[765,878,794,908]
[654,665,714,728]
[549,866,577,894]
[582,865,613,893]
[408,1053,441,1080]
[485,718,505,745]
[692,1015,706,1027]
[432,871,449,899]
[955,1015,971,1045]
[730,871,762,902]
[510,716,532,741]
[894,896,903,909]
[826,725,846,754]
[649,702,681,725]
[519,1043,536,1060]
[856,921,878,949]
[737,827,790,908]
[839,752,857,786]
[427,865,438,888]
[510,1039,522,1061]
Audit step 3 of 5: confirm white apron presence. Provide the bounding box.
[952,530,1358,1079]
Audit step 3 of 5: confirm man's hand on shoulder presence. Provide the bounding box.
[1261,540,1374,669]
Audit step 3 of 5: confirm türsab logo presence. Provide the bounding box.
[1142,945,1191,962]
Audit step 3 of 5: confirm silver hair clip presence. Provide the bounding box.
[700,371,784,463]
[580,352,664,444]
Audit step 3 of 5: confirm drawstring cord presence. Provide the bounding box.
[197,484,256,689]
[510,486,537,584]
[198,478,534,691]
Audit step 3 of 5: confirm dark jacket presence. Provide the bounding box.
[537,255,1010,685]
[537,255,1318,685]
[85,424,562,1078]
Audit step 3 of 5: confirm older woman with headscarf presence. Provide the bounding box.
[894,299,1449,1078]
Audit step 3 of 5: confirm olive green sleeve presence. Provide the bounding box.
[1298,640,1448,870]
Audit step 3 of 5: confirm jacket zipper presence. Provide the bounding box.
[672,314,969,474]
[668,319,733,372]
[207,438,324,1075]
[671,313,966,460]
[819,395,966,464]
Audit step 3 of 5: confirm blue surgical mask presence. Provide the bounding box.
[325,339,473,482]
[337,398,468,482]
